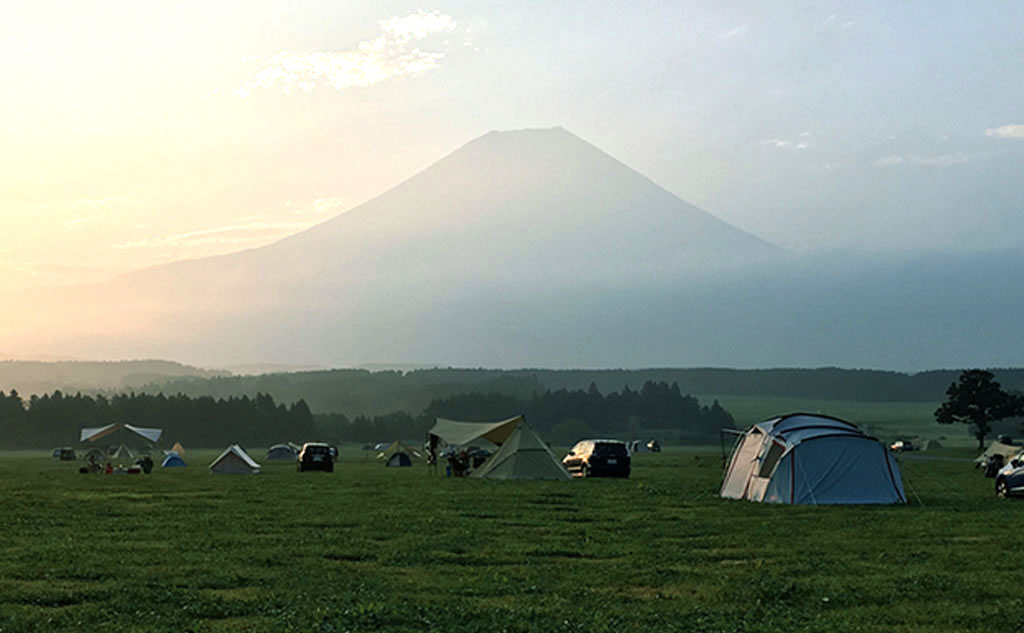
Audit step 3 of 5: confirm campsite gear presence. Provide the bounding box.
[161,453,186,468]
[376,440,421,467]
[209,445,261,474]
[976,440,1020,473]
[429,416,570,480]
[720,413,906,505]
[266,444,297,460]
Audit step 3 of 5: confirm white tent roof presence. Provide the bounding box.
[975,440,1022,464]
[429,416,524,447]
[80,423,162,444]
[209,444,261,474]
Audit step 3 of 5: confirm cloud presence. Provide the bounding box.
[113,221,318,250]
[237,10,457,97]
[985,124,1024,140]
[873,152,984,168]
[722,24,749,39]
[759,132,812,150]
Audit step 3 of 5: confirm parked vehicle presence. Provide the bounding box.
[995,454,1024,497]
[563,440,631,478]
[297,442,334,472]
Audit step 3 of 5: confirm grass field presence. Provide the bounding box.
[1,446,1022,633]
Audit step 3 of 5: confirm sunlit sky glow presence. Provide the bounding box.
[2,1,1022,292]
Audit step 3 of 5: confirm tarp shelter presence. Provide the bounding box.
[82,448,106,463]
[161,453,186,468]
[266,444,296,460]
[975,440,1021,464]
[377,441,420,467]
[80,423,162,449]
[209,444,261,474]
[111,444,134,460]
[429,416,570,480]
[721,413,906,505]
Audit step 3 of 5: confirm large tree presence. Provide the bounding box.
[935,369,1023,449]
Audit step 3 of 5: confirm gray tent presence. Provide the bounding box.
[266,444,296,460]
[721,413,906,505]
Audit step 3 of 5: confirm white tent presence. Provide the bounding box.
[111,444,134,460]
[209,444,261,474]
[721,413,906,505]
[80,423,163,444]
[429,416,570,480]
[975,440,1021,464]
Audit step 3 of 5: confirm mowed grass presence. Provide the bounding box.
[1,447,1023,633]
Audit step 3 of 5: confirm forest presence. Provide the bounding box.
[0,381,732,449]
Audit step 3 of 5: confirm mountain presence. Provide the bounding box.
[4,127,1023,369]
[0,360,228,396]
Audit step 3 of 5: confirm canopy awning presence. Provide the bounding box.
[429,416,524,447]
[80,423,163,444]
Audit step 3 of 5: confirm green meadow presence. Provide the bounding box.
[1,445,1022,633]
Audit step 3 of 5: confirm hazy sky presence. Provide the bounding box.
[3,1,1023,292]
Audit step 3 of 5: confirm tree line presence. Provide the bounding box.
[0,381,733,449]
[316,381,735,446]
[0,390,314,449]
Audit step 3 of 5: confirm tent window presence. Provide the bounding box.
[759,442,786,477]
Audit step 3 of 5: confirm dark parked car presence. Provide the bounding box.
[563,440,631,478]
[995,454,1024,497]
[298,442,334,472]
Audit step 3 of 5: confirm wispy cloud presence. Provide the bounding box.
[985,124,1024,140]
[873,152,985,168]
[759,131,813,150]
[237,10,458,97]
[112,197,351,250]
[113,221,316,250]
[722,24,749,39]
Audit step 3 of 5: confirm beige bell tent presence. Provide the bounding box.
[429,416,570,480]
[975,440,1021,465]
[209,444,261,474]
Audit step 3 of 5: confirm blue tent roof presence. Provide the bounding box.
[161,453,187,468]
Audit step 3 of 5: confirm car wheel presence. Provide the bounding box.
[996,478,1010,498]
[580,464,590,479]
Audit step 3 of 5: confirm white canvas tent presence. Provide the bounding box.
[429,416,570,480]
[111,444,134,460]
[209,444,261,474]
[975,440,1021,465]
[721,413,906,505]
[80,423,162,446]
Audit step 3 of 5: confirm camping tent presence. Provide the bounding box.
[171,442,186,456]
[161,453,186,468]
[209,444,261,474]
[82,448,106,463]
[921,439,943,451]
[429,416,570,480]
[377,441,420,467]
[720,413,906,505]
[266,444,296,460]
[975,440,1021,465]
[110,444,134,460]
[80,423,162,445]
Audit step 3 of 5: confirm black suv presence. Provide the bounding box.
[297,442,334,472]
[563,440,631,478]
